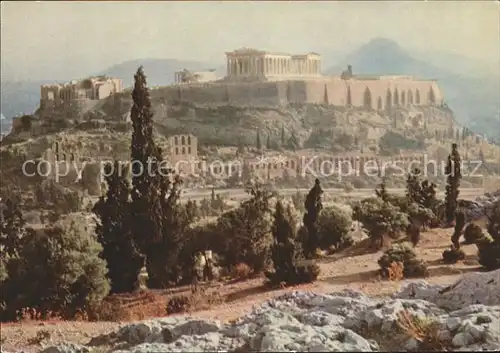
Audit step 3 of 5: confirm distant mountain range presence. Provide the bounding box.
[1,38,498,138]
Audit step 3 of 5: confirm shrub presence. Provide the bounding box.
[378,242,429,279]
[1,219,110,321]
[165,285,223,315]
[265,200,320,288]
[442,247,466,264]
[166,295,190,314]
[230,263,252,281]
[463,223,484,244]
[317,205,353,250]
[35,180,83,213]
[405,203,436,230]
[353,197,409,249]
[214,182,274,273]
[387,261,404,281]
[476,201,500,271]
[397,310,450,351]
[477,235,500,271]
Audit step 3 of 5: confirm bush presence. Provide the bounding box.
[405,203,436,229]
[317,205,353,250]
[165,285,223,315]
[1,219,110,321]
[166,295,190,314]
[463,223,484,244]
[378,242,429,279]
[442,247,466,264]
[477,235,500,271]
[353,197,409,249]
[265,200,320,288]
[213,183,274,273]
[35,180,83,213]
[230,263,252,281]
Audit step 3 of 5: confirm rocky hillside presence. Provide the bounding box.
[38,269,500,352]
[29,87,459,151]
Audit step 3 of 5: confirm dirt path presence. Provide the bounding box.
[0,228,480,352]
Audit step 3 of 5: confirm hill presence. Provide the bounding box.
[326,38,500,139]
[1,38,498,139]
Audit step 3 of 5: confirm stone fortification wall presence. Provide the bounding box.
[150,78,442,109]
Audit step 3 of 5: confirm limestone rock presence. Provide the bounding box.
[395,269,500,310]
[41,270,500,352]
[40,342,91,353]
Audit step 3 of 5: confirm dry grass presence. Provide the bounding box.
[230,263,252,282]
[387,261,404,282]
[166,283,225,315]
[26,329,51,346]
[396,310,451,351]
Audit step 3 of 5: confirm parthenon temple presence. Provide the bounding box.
[225,48,321,81]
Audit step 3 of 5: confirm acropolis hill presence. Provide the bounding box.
[3,47,500,199]
[9,47,482,167]
[34,48,443,113]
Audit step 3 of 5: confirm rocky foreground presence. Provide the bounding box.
[34,270,500,353]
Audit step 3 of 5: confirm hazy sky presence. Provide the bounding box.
[1,1,499,81]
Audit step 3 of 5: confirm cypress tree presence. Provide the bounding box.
[93,162,143,293]
[281,125,286,146]
[420,179,437,210]
[256,129,261,150]
[266,134,271,150]
[129,67,183,287]
[375,177,389,203]
[303,179,323,258]
[444,143,462,225]
[406,168,423,204]
[266,200,320,287]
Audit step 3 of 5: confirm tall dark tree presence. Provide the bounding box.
[451,208,466,249]
[375,177,389,203]
[266,134,271,150]
[93,162,143,293]
[0,197,25,257]
[281,125,286,146]
[303,179,323,258]
[129,67,183,287]
[265,200,320,287]
[420,180,437,210]
[406,168,423,204]
[444,143,462,225]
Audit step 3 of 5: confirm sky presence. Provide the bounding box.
[1,1,499,81]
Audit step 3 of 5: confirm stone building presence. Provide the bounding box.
[40,76,123,109]
[225,48,321,81]
[163,49,443,108]
[167,134,198,159]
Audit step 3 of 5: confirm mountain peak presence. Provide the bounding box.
[357,37,408,57]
